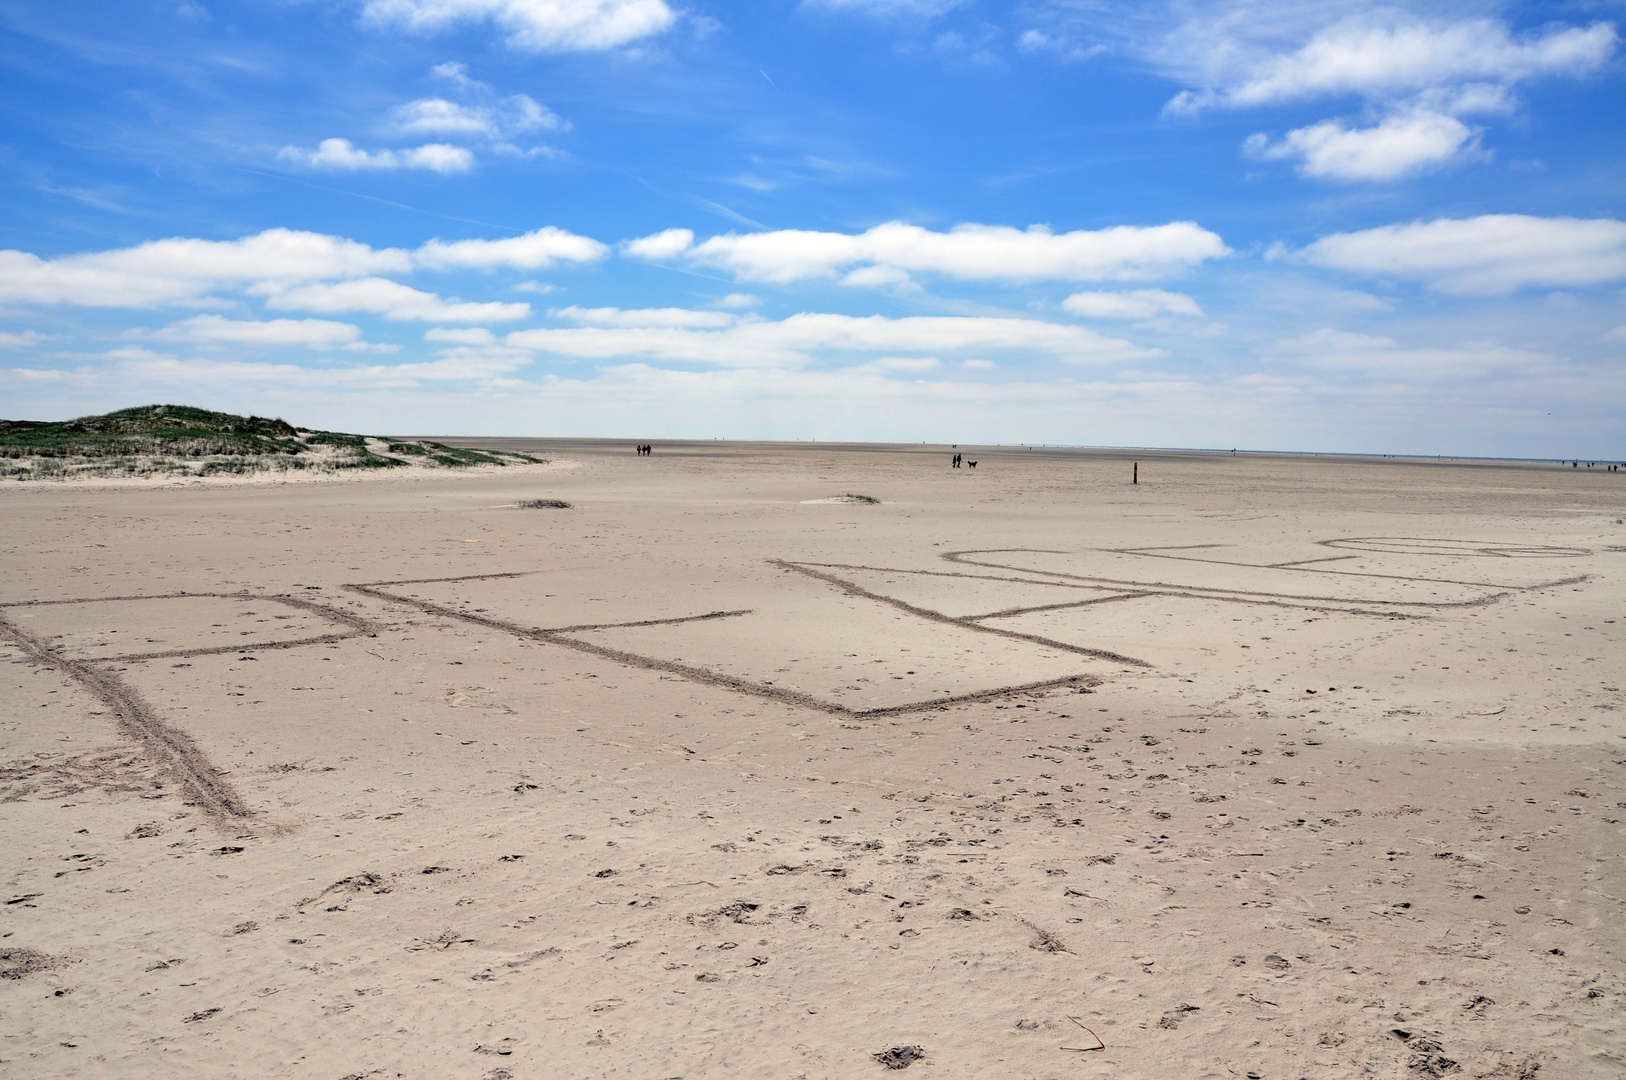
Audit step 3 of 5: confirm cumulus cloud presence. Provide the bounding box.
[1169,17,1617,113]
[622,228,695,260]
[0,330,48,347]
[391,94,569,138]
[361,0,677,52]
[0,229,411,308]
[633,220,1228,284]
[1165,14,1617,183]
[277,138,474,173]
[1062,289,1202,319]
[0,226,606,310]
[149,314,399,352]
[1300,214,1626,295]
[1244,109,1475,182]
[416,227,608,270]
[260,278,531,322]
[508,311,1155,367]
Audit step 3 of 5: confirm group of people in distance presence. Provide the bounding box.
[634,444,652,456]
[951,452,975,469]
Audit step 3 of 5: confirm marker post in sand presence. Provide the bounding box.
[1133,461,1138,485]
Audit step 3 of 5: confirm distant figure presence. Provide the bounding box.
[952,453,961,468]
[967,460,977,470]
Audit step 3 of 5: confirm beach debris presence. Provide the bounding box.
[1061,1017,1106,1051]
[0,947,70,980]
[872,1045,925,1069]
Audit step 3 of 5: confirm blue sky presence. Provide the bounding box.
[1,0,1622,455]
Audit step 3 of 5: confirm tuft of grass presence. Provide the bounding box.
[842,493,880,504]
[305,432,368,449]
[329,452,407,470]
[518,498,571,509]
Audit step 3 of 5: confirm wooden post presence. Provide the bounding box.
[1133,461,1138,485]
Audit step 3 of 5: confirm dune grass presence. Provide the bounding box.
[0,404,548,480]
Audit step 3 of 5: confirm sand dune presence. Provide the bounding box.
[1,442,1622,1078]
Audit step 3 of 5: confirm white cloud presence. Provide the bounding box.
[1244,109,1474,182]
[0,226,605,310]
[392,98,495,136]
[655,220,1227,284]
[840,265,920,292]
[277,138,475,173]
[622,228,695,260]
[416,227,608,270]
[0,229,411,308]
[963,358,994,369]
[1170,17,1618,113]
[553,305,737,328]
[391,94,569,137]
[1062,289,1202,319]
[151,314,382,351]
[425,327,497,345]
[361,0,677,52]
[261,279,531,322]
[430,60,480,89]
[0,330,48,347]
[1164,14,1617,183]
[508,311,1156,367]
[1301,215,1626,295]
[1605,326,1626,344]
[502,94,570,133]
[715,293,759,309]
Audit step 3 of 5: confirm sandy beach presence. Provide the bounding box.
[1,441,1622,1079]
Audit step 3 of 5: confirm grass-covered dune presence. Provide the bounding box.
[0,404,543,480]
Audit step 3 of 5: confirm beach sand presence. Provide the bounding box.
[1,441,1622,1078]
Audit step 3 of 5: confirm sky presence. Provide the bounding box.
[1,0,1623,455]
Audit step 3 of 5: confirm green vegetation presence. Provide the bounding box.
[305,431,369,449]
[518,498,571,509]
[0,404,303,459]
[0,404,547,481]
[842,493,880,504]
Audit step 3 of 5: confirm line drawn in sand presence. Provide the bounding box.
[2,536,1593,819]
[346,563,1135,719]
[343,536,1594,718]
[0,592,373,822]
